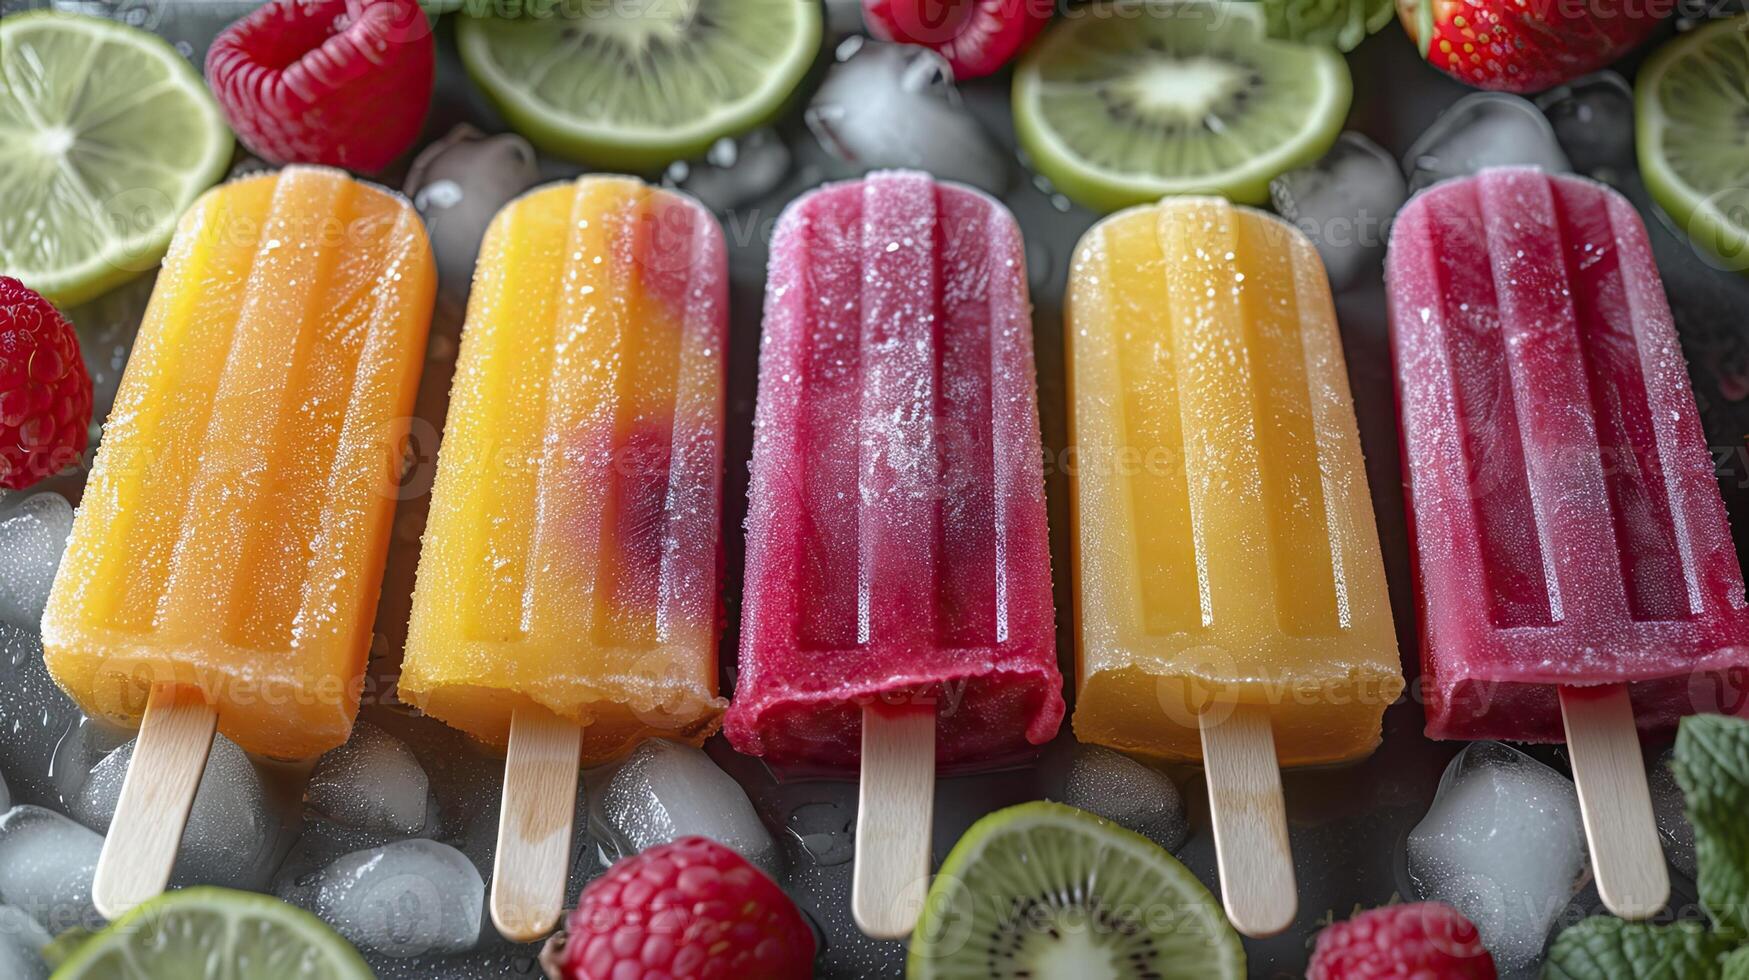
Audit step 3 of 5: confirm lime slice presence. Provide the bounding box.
[1636,14,1749,275]
[1013,0,1351,211]
[0,12,232,307]
[456,0,821,171]
[50,888,372,979]
[909,801,1245,980]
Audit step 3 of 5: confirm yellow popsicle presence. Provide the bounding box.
[42,166,436,760]
[1066,197,1403,766]
[400,176,728,765]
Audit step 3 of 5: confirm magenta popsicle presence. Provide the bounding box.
[1388,167,1749,742]
[725,170,1064,771]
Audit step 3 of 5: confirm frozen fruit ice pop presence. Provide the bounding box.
[725,170,1064,770]
[1388,167,1749,741]
[41,166,435,760]
[1066,196,1404,766]
[400,176,728,763]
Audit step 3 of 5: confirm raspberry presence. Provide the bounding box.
[553,837,814,980]
[1309,902,1497,980]
[206,0,435,172]
[0,278,92,490]
[863,0,1054,80]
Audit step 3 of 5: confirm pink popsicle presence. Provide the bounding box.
[726,170,1064,771]
[1388,167,1749,743]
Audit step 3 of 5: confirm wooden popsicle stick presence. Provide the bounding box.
[92,684,218,920]
[1559,684,1669,919]
[1200,702,1297,938]
[491,707,583,942]
[852,704,936,939]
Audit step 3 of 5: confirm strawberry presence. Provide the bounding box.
[1397,0,1670,92]
[863,0,1055,80]
[206,0,435,172]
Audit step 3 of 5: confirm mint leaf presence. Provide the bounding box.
[1254,0,1395,52]
[1723,947,1749,980]
[1674,714,1749,935]
[1543,917,1734,980]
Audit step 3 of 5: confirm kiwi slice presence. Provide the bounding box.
[456,0,821,170]
[1636,14,1749,275]
[909,801,1244,980]
[1013,0,1351,211]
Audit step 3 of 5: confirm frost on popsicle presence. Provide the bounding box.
[727,171,1062,770]
[398,177,729,764]
[1388,169,1749,743]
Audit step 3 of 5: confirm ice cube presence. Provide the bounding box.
[1648,745,1696,879]
[1404,93,1572,192]
[0,905,50,980]
[0,805,101,935]
[309,839,485,958]
[1407,742,1586,973]
[1043,743,1188,853]
[663,130,794,213]
[1270,133,1407,291]
[46,716,130,810]
[593,739,780,881]
[404,125,541,297]
[70,733,284,889]
[0,625,83,809]
[1535,72,1635,182]
[280,706,599,932]
[308,723,432,837]
[0,494,73,630]
[805,40,1011,196]
[318,712,503,873]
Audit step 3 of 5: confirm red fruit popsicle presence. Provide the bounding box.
[1389,167,1749,742]
[726,170,1063,936]
[1388,167,1748,917]
[727,170,1062,771]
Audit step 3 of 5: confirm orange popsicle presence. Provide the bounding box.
[401,175,728,763]
[43,166,435,761]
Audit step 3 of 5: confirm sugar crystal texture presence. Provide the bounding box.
[725,171,1064,769]
[1066,197,1403,765]
[1387,167,1749,740]
[400,177,727,762]
[41,167,435,759]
